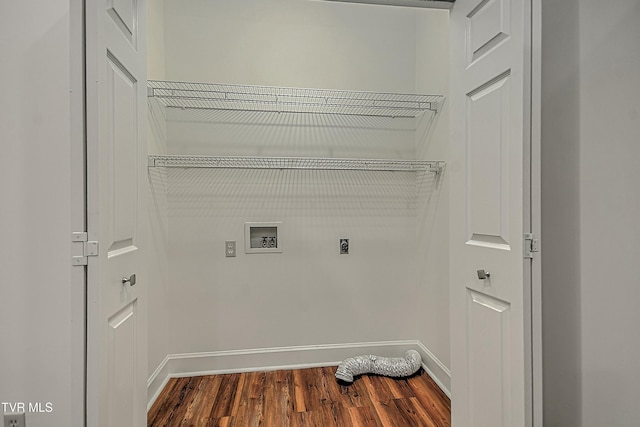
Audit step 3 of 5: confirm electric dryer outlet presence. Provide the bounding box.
[340,239,349,254]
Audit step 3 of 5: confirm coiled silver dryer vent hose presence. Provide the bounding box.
[335,350,422,383]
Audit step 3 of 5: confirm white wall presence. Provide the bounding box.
[0,1,84,426]
[540,0,582,425]
[146,0,171,384]
[541,1,640,425]
[415,10,450,377]
[163,0,418,92]
[152,0,451,374]
[579,1,640,426]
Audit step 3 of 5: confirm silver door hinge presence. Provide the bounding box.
[524,233,539,259]
[72,232,99,266]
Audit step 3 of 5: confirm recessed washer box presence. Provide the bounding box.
[244,222,282,254]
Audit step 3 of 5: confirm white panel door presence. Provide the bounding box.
[450,0,532,425]
[86,0,147,426]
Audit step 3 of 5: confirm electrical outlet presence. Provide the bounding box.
[4,412,25,427]
[225,241,236,257]
[340,238,349,254]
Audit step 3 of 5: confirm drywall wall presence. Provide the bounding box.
[0,1,84,426]
[146,0,171,385]
[147,0,166,82]
[415,10,451,378]
[163,0,418,92]
[540,0,582,425]
[579,1,640,426]
[157,0,450,367]
[166,167,419,350]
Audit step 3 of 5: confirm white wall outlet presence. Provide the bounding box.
[225,241,236,257]
[4,412,26,427]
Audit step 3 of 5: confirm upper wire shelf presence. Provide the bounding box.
[147,80,445,118]
[148,155,445,174]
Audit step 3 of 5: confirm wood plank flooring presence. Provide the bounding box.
[148,367,451,427]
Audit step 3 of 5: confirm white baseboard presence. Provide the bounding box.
[147,355,171,411]
[415,341,451,398]
[147,340,451,409]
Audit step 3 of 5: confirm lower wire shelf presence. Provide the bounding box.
[147,155,445,174]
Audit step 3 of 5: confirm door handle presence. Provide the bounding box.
[477,269,491,280]
[122,274,137,286]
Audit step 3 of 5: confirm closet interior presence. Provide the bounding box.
[146,0,451,409]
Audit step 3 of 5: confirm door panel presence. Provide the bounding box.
[107,301,138,426]
[107,0,137,44]
[450,0,530,424]
[466,0,511,65]
[466,71,511,249]
[467,289,511,427]
[106,53,138,252]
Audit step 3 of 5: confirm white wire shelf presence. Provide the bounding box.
[148,80,445,117]
[148,155,445,173]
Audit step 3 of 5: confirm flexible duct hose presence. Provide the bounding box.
[335,350,422,383]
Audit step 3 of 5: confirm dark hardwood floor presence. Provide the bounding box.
[148,366,451,427]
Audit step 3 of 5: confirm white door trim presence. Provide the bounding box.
[529,0,543,425]
[70,0,87,425]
